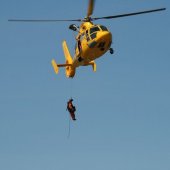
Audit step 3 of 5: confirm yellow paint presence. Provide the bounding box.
[51,59,59,74]
[51,21,112,78]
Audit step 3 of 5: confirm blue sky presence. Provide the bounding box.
[0,0,170,170]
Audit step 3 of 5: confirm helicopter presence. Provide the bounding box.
[9,0,166,78]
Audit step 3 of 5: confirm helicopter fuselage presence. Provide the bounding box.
[72,22,112,68]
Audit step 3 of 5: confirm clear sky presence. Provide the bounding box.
[0,0,170,170]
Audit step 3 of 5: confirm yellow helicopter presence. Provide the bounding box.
[9,0,166,78]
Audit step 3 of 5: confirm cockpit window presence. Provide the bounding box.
[100,25,108,31]
[86,30,90,41]
[90,26,100,34]
[90,32,97,40]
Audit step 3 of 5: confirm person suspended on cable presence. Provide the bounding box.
[67,98,76,121]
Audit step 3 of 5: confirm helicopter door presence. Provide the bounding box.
[77,33,85,53]
[78,39,82,52]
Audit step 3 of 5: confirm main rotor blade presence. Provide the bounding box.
[87,0,95,17]
[8,19,82,22]
[92,8,166,20]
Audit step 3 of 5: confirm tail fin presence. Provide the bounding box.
[51,59,59,74]
[62,40,75,77]
[62,40,73,64]
[89,61,97,72]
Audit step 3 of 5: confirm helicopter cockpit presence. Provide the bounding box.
[87,25,109,41]
[84,24,113,54]
[90,25,108,33]
[74,22,113,55]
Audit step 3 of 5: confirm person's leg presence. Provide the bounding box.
[70,112,76,120]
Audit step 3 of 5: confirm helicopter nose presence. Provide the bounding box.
[96,31,112,50]
[100,31,112,42]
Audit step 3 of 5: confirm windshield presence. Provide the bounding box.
[90,26,100,34]
[99,25,108,31]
